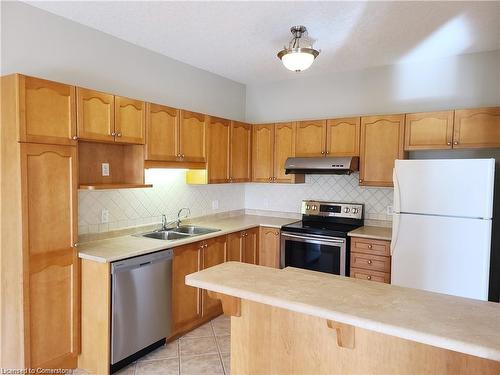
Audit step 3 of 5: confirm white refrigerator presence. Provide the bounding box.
[391,159,495,300]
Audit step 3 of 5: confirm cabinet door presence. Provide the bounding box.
[77,88,115,142]
[202,237,227,317]
[404,111,453,150]
[242,228,259,265]
[21,143,79,369]
[207,116,231,183]
[19,75,77,145]
[274,122,296,183]
[145,103,179,161]
[227,232,243,262]
[295,120,326,157]
[252,124,274,182]
[360,115,405,187]
[326,117,360,156]
[453,107,500,149]
[179,110,206,162]
[259,227,281,268]
[230,121,252,182]
[115,96,145,144]
[172,242,202,332]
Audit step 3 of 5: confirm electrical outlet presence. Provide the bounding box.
[101,163,110,177]
[212,200,219,210]
[101,208,109,223]
[386,205,394,215]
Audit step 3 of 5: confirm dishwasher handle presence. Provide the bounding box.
[111,249,173,274]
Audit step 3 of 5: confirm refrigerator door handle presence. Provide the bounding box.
[393,166,401,214]
[390,213,400,255]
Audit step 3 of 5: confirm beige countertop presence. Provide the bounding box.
[186,262,500,361]
[348,225,392,241]
[78,214,298,263]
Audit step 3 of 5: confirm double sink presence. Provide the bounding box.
[136,225,221,241]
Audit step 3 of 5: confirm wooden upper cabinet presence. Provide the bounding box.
[77,88,115,142]
[295,120,326,156]
[453,107,500,149]
[145,103,179,161]
[114,96,145,144]
[259,227,281,268]
[326,117,360,156]
[179,110,206,162]
[201,237,227,317]
[404,111,454,150]
[207,116,231,183]
[230,121,252,182]
[252,124,275,182]
[19,75,77,145]
[274,122,296,183]
[360,115,405,187]
[21,143,79,368]
[172,242,202,333]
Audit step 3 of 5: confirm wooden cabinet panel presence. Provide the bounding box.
[21,143,78,368]
[360,115,405,187]
[242,228,259,265]
[230,121,252,182]
[350,267,390,283]
[453,107,500,149]
[259,227,280,268]
[202,237,227,317]
[172,242,202,332]
[145,103,179,161]
[326,117,360,156]
[19,75,77,145]
[274,122,296,183]
[115,96,145,144]
[351,237,391,257]
[227,232,243,262]
[252,124,274,182]
[179,110,206,162]
[350,252,391,273]
[77,88,115,142]
[207,116,231,183]
[404,111,453,150]
[295,120,326,157]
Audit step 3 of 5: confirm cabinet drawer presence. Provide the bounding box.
[351,237,390,256]
[350,252,391,273]
[351,267,390,284]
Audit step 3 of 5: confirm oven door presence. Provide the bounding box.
[280,232,347,276]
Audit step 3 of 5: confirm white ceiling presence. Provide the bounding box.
[25,1,500,84]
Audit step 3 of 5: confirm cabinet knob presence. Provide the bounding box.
[273,177,277,181]
[367,260,372,264]
[111,132,116,136]
[269,177,272,182]
[321,151,325,154]
[73,242,79,248]
[72,135,78,140]
[204,244,208,248]
[117,132,122,137]
[453,141,458,145]
[181,154,185,158]
[447,141,452,146]
[359,179,363,183]
[367,275,372,280]
[177,153,181,158]
[275,231,279,235]
[326,151,329,154]
[368,244,373,249]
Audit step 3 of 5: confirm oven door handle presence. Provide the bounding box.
[281,233,345,244]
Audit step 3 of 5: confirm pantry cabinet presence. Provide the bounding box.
[179,110,207,162]
[295,120,326,156]
[404,111,454,150]
[259,227,281,268]
[114,96,146,144]
[201,236,227,316]
[230,121,252,182]
[207,116,231,183]
[359,114,405,187]
[145,103,179,161]
[172,242,202,333]
[453,107,500,149]
[18,75,77,145]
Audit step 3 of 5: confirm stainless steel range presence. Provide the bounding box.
[280,200,364,276]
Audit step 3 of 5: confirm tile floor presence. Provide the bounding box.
[75,315,230,375]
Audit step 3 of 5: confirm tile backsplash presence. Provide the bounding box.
[79,170,393,234]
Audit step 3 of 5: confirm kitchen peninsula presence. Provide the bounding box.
[186,262,500,374]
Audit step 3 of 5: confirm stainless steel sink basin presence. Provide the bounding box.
[174,225,220,235]
[141,231,191,240]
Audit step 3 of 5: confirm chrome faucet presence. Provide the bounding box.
[159,208,191,231]
[176,207,191,228]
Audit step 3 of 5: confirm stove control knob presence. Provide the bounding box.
[306,205,310,210]
[352,208,359,214]
[312,205,317,210]
[344,207,350,213]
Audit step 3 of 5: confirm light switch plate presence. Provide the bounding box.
[101,209,109,223]
[386,205,393,215]
[212,200,219,210]
[101,163,110,177]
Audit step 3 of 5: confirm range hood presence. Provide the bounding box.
[284,156,359,175]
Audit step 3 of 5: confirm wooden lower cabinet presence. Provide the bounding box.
[201,236,227,316]
[227,227,260,265]
[172,242,202,333]
[350,236,391,284]
[259,227,281,268]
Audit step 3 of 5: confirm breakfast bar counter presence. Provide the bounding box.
[186,262,500,374]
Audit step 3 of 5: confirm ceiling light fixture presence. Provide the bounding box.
[277,25,320,72]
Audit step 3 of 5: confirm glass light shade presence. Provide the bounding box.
[281,51,315,72]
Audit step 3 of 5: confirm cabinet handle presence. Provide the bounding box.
[72,135,78,140]
[367,260,372,264]
[117,132,122,137]
[367,275,372,280]
[453,141,458,145]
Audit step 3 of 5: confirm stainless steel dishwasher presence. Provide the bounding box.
[111,249,173,373]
